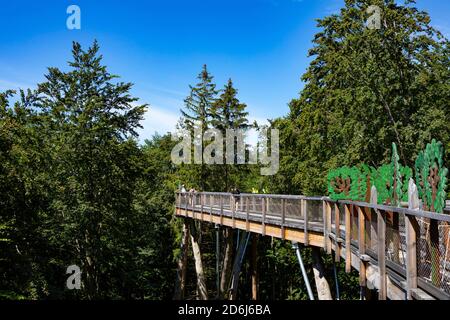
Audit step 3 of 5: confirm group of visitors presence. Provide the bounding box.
[179,184,242,211]
[180,184,196,194]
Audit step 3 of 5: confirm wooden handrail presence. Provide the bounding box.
[176,191,450,222]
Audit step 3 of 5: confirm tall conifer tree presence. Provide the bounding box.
[180,65,218,190]
[210,78,249,191]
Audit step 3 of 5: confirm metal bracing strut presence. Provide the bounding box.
[215,224,220,297]
[292,242,315,300]
[229,232,251,299]
[332,252,340,300]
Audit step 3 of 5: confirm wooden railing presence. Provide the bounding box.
[175,190,450,300]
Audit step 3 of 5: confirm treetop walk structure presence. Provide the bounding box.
[174,185,450,300]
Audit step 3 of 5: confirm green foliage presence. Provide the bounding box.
[358,164,373,201]
[0,42,175,299]
[268,0,449,197]
[399,165,413,202]
[0,89,53,299]
[210,78,249,132]
[415,139,448,213]
[261,239,310,300]
[372,164,393,204]
[0,291,27,300]
[265,0,449,299]
[373,143,412,205]
[178,65,219,191]
[35,41,147,298]
[327,142,427,207]
[210,79,252,191]
[339,143,415,205]
[181,64,218,132]
[328,166,362,200]
[327,164,372,201]
[178,70,253,193]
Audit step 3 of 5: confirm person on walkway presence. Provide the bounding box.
[189,188,197,206]
[231,186,241,211]
[180,184,188,207]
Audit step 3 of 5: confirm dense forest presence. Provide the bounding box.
[1,0,448,299]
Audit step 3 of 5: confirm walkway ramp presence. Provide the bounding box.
[175,192,450,300]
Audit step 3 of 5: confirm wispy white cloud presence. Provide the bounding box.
[142,84,187,98]
[138,105,180,141]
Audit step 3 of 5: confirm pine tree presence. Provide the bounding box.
[179,65,218,190]
[209,79,251,298]
[181,64,217,132]
[210,78,249,191]
[210,79,249,132]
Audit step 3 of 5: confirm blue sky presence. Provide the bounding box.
[0,0,449,141]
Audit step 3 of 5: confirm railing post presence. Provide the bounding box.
[326,201,332,254]
[281,198,286,240]
[230,195,233,212]
[192,193,196,220]
[246,196,250,232]
[232,194,236,229]
[303,199,309,246]
[358,205,367,293]
[370,186,386,300]
[322,199,327,249]
[175,193,178,215]
[245,196,250,232]
[335,203,341,262]
[200,194,204,220]
[377,207,387,300]
[345,204,352,273]
[370,187,378,251]
[262,197,266,236]
[219,196,223,225]
[406,179,419,300]
[210,195,213,223]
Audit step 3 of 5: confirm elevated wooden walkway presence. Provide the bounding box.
[175,192,450,300]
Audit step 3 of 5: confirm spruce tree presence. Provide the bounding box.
[210,78,249,191]
[210,79,249,132]
[181,64,217,131]
[179,65,218,190]
[209,79,250,298]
